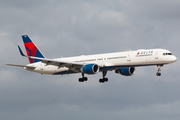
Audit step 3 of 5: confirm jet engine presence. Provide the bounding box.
[115,67,135,76]
[81,64,99,74]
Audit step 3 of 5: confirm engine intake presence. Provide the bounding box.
[81,64,99,74]
[115,67,135,76]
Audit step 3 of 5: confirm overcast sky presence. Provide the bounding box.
[1,0,180,120]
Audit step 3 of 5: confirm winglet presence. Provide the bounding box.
[18,45,25,56]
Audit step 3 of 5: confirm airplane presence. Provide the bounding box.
[6,35,177,83]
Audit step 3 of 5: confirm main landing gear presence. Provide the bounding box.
[99,71,108,83]
[78,71,109,83]
[156,65,163,76]
[78,73,88,82]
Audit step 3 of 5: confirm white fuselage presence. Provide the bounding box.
[24,49,177,75]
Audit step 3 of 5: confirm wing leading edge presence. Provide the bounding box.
[17,45,95,68]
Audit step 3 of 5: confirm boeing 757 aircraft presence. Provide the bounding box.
[6,35,177,83]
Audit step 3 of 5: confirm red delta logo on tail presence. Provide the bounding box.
[22,35,45,63]
[24,41,38,63]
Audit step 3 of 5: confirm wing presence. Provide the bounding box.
[18,45,83,66]
[6,64,36,69]
[18,45,104,69]
[30,56,84,68]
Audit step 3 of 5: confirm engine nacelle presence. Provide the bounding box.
[115,67,135,76]
[81,64,99,74]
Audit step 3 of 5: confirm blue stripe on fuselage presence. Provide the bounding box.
[52,63,168,75]
[53,70,77,75]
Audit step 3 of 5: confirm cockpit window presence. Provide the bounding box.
[168,53,172,55]
[163,53,172,55]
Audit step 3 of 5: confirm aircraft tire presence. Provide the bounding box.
[84,77,88,81]
[99,79,105,83]
[105,78,108,82]
[79,78,83,82]
[156,73,161,76]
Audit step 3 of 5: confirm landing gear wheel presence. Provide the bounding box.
[84,77,88,81]
[79,78,83,82]
[99,78,108,83]
[105,78,108,82]
[99,79,104,83]
[156,72,161,76]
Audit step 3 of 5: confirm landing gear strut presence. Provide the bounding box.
[99,71,108,83]
[156,65,163,76]
[79,73,88,82]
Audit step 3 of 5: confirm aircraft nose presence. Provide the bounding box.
[172,56,177,62]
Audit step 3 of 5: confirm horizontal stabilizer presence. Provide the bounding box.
[6,64,36,68]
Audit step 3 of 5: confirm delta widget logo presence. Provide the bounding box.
[136,51,153,56]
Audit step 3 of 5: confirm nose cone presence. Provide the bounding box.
[171,56,177,62]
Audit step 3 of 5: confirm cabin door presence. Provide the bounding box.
[127,54,131,62]
[155,52,159,59]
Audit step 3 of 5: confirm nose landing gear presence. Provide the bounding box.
[156,65,163,76]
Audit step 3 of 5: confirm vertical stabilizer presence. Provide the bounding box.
[22,35,45,63]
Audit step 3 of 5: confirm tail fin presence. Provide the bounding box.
[22,35,45,63]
